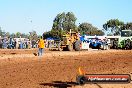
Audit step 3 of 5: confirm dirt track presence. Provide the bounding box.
[0,49,132,88]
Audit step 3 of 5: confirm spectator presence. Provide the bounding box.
[103,37,108,50]
[0,39,2,48]
[14,39,17,49]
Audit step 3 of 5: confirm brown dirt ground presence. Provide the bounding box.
[0,49,132,88]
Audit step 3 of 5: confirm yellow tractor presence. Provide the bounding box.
[58,31,82,51]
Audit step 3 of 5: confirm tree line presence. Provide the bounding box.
[43,12,132,39]
[103,19,132,35]
[0,29,39,42]
[1,12,132,40]
[43,12,105,39]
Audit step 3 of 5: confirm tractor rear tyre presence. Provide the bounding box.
[74,40,82,51]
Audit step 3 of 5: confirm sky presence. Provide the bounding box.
[0,0,132,35]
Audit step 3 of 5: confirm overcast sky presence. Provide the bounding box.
[0,0,132,35]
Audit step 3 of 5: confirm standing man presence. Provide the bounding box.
[103,37,108,50]
[38,36,45,56]
[14,39,17,49]
[105,37,109,50]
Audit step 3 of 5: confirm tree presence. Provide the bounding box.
[10,33,15,38]
[78,22,104,36]
[127,22,132,30]
[52,12,65,30]
[103,19,124,35]
[21,33,29,38]
[0,28,6,37]
[6,32,10,37]
[52,12,77,31]
[16,32,21,38]
[51,12,77,39]
[43,31,53,39]
[122,22,132,30]
[0,28,3,37]
[63,12,77,31]
[29,30,38,41]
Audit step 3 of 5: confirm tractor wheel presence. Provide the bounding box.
[68,43,73,51]
[74,40,82,51]
[113,40,118,49]
[76,75,86,85]
[125,39,131,50]
[58,42,63,51]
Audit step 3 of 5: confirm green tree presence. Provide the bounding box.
[0,28,6,37]
[43,31,52,39]
[26,34,30,38]
[29,30,38,41]
[122,22,132,30]
[51,12,77,39]
[52,12,65,30]
[127,23,132,29]
[16,32,21,38]
[0,28,2,36]
[10,33,15,38]
[63,12,77,31]
[21,33,29,38]
[6,32,10,37]
[103,19,124,35]
[78,22,104,36]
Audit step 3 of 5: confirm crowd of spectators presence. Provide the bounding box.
[0,37,37,49]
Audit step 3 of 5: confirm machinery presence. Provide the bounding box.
[58,31,82,51]
[80,35,109,50]
[89,37,109,50]
[89,38,103,49]
[113,30,132,49]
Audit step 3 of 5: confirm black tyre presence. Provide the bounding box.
[125,39,131,50]
[113,40,118,49]
[76,75,86,85]
[74,40,82,51]
[68,43,73,51]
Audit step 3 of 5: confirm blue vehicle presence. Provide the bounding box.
[80,35,102,49]
[89,38,103,49]
[80,35,109,50]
